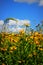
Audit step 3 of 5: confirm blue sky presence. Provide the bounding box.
[0,0,43,29]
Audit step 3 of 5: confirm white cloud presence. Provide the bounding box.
[14,0,37,3]
[23,20,30,24]
[9,27,17,32]
[17,19,24,26]
[8,20,16,25]
[17,19,30,26]
[0,19,30,32]
[8,19,30,26]
[17,27,25,31]
[14,0,43,6]
[39,0,43,6]
[7,19,30,32]
[0,20,4,32]
[0,20,4,25]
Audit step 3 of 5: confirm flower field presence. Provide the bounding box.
[0,31,43,65]
[0,19,43,65]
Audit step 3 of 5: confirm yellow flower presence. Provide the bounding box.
[28,54,32,57]
[9,50,13,53]
[8,34,11,37]
[10,38,13,42]
[5,36,8,38]
[34,32,39,36]
[13,39,17,43]
[1,33,4,37]
[10,46,17,51]
[26,37,28,41]
[35,41,40,45]
[14,34,19,36]
[13,37,19,43]
[18,61,22,63]
[13,46,17,50]
[10,47,13,50]
[33,52,37,56]
[38,48,43,51]
[25,23,30,26]
[2,39,4,42]
[29,32,32,34]
[19,29,25,34]
[30,36,33,39]
[2,63,5,65]
[34,37,38,40]
[41,37,43,40]
[1,48,7,51]
[11,33,14,36]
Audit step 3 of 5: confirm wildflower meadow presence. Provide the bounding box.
[0,18,43,65]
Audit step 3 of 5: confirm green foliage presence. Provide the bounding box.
[0,34,43,65]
